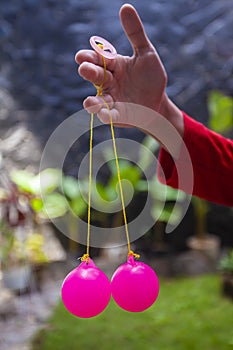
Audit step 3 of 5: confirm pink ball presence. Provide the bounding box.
[111,256,159,312]
[61,258,111,318]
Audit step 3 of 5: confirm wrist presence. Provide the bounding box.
[159,94,184,138]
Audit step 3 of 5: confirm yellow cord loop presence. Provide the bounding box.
[128,250,140,259]
[85,44,139,260]
[81,253,90,264]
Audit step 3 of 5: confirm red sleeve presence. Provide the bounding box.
[157,111,233,206]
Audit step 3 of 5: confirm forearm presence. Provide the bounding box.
[139,95,184,159]
[158,111,233,206]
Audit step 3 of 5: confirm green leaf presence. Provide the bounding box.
[78,178,89,196]
[11,168,62,195]
[149,176,167,201]
[138,135,160,170]
[36,168,62,195]
[208,91,233,134]
[92,181,117,210]
[122,165,141,186]
[10,170,35,193]
[40,192,68,219]
[135,180,148,192]
[165,185,186,202]
[151,202,165,221]
[70,196,87,217]
[31,197,44,212]
[151,202,182,225]
[95,182,110,201]
[150,176,186,202]
[107,158,127,177]
[108,162,141,193]
[160,204,182,225]
[61,176,80,200]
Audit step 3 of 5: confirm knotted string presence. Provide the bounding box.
[81,43,139,263]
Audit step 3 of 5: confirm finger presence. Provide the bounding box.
[98,107,120,124]
[119,4,152,55]
[78,62,113,87]
[97,108,133,128]
[97,103,131,127]
[75,49,116,71]
[83,95,114,114]
[96,101,139,128]
[75,50,100,65]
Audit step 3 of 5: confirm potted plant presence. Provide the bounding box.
[186,91,233,261]
[186,197,220,260]
[219,249,233,299]
[0,166,67,291]
[1,162,91,265]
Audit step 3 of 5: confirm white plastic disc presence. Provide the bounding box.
[90,36,117,59]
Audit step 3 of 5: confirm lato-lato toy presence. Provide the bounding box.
[61,36,160,318]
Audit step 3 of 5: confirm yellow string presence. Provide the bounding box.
[81,43,139,262]
[86,112,94,261]
[101,95,134,257]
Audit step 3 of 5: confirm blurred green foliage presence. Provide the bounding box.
[0,167,86,267]
[208,90,233,134]
[219,249,233,273]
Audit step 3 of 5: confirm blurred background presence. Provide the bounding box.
[0,0,232,349]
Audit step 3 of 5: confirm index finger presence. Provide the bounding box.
[75,50,102,65]
[75,49,116,71]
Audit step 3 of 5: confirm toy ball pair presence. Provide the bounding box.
[61,256,159,318]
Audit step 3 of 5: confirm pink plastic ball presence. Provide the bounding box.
[61,258,111,318]
[111,256,159,312]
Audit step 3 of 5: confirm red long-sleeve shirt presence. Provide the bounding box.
[158,111,233,206]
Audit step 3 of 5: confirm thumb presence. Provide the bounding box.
[119,4,152,55]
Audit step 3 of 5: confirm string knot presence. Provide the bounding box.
[128,250,140,259]
[93,83,103,96]
[81,254,90,264]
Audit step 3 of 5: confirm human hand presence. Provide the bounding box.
[75,4,183,137]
